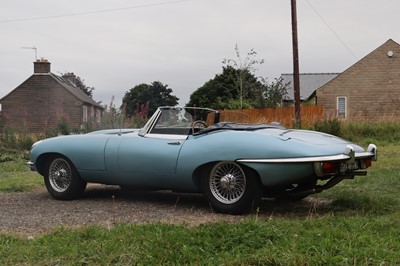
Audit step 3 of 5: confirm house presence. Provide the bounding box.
[0,59,104,133]
[281,73,339,104]
[316,39,400,121]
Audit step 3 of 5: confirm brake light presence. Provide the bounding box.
[322,162,338,174]
[363,159,372,168]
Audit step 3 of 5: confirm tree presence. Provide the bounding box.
[122,81,179,118]
[188,45,289,110]
[75,76,94,98]
[222,45,264,108]
[187,66,260,110]
[257,77,289,108]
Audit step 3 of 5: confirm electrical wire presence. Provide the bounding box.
[0,0,193,23]
[303,0,358,60]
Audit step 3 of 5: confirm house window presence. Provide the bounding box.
[82,106,88,122]
[96,109,101,123]
[337,96,347,119]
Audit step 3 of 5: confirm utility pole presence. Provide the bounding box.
[291,0,301,125]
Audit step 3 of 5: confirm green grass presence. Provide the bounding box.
[0,159,43,192]
[1,217,399,265]
[0,141,399,265]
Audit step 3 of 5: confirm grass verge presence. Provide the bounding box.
[0,140,399,265]
[1,217,399,265]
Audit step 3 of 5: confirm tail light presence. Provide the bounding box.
[362,159,372,169]
[321,162,339,174]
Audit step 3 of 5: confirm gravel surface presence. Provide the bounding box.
[0,184,328,236]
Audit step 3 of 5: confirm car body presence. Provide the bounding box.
[28,106,377,214]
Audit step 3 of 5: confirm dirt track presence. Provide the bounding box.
[0,184,329,236]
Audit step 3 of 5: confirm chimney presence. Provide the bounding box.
[62,72,77,85]
[34,58,50,73]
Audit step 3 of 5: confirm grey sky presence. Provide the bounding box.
[0,0,399,107]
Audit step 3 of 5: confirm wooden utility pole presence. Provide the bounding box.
[291,0,301,125]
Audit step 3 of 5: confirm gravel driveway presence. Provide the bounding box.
[0,184,327,236]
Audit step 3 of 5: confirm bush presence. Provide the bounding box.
[312,118,341,136]
[340,121,400,143]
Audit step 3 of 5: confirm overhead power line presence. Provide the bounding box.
[0,0,193,23]
[304,0,358,60]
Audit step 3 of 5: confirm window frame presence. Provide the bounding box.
[336,96,347,119]
[82,105,88,122]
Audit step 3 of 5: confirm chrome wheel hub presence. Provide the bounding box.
[220,174,236,190]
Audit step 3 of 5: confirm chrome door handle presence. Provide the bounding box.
[168,141,181,145]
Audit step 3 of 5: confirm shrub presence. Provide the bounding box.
[312,118,341,136]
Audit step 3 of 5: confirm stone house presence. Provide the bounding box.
[315,39,400,121]
[0,59,104,133]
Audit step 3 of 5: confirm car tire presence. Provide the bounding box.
[44,156,87,200]
[201,161,262,214]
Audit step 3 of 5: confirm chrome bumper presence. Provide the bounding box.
[236,144,377,164]
[27,161,36,171]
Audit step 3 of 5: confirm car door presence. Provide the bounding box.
[117,133,186,175]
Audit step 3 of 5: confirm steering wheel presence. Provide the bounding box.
[191,120,208,134]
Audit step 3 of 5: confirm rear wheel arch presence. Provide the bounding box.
[192,162,216,191]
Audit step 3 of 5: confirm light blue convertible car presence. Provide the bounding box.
[28,107,377,214]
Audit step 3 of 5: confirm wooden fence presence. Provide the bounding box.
[211,106,324,127]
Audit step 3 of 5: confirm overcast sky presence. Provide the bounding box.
[0,0,399,107]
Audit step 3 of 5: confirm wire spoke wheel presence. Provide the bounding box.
[209,161,246,204]
[48,158,72,193]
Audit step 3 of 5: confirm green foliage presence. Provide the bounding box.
[187,66,261,109]
[340,121,400,143]
[309,119,400,144]
[312,118,342,136]
[0,160,43,192]
[188,46,289,110]
[259,77,289,108]
[0,129,36,154]
[0,154,13,163]
[57,118,71,135]
[75,76,94,98]
[122,81,179,118]
[0,216,399,265]
[216,98,254,110]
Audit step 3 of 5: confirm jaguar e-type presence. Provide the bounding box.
[28,107,377,214]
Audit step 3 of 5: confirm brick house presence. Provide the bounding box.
[315,39,400,121]
[0,59,104,133]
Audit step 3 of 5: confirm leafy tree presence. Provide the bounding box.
[252,77,289,108]
[188,45,289,110]
[187,66,260,110]
[75,76,94,98]
[262,77,289,108]
[122,81,179,118]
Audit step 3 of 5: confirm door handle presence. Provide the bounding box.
[168,141,181,145]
